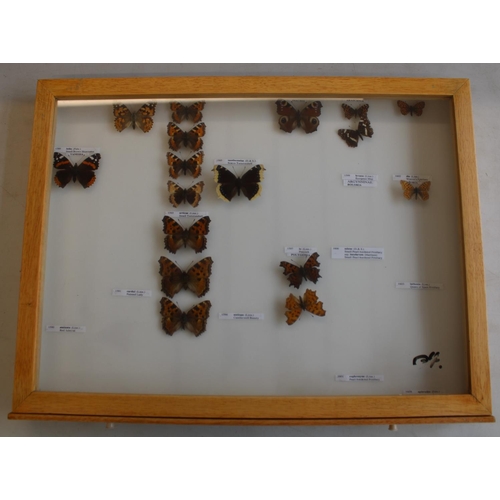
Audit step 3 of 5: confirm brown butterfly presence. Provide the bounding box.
[397,100,425,117]
[280,252,321,289]
[167,122,206,151]
[158,256,213,298]
[212,164,265,202]
[275,100,322,133]
[167,181,204,208]
[162,216,211,254]
[53,152,101,188]
[167,152,203,179]
[400,180,431,201]
[170,101,205,123]
[113,103,156,132]
[285,289,326,325]
[338,117,374,148]
[160,297,211,336]
[342,103,369,120]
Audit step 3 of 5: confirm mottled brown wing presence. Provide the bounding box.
[416,181,431,201]
[239,165,266,201]
[160,297,184,336]
[185,181,204,207]
[170,102,205,123]
[397,100,411,116]
[186,216,211,253]
[185,123,206,151]
[187,101,205,122]
[113,104,133,132]
[400,180,416,200]
[338,128,360,148]
[134,103,156,132]
[167,152,203,178]
[167,181,185,207]
[299,101,322,133]
[342,103,369,119]
[303,252,321,283]
[170,102,188,123]
[185,300,212,336]
[280,261,303,289]
[186,257,213,297]
[412,102,425,116]
[162,216,185,254]
[167,122,185,151]
[303,289,326,317]
[158,256,184,297]
[285,293,303,325]
[275,100,300,133]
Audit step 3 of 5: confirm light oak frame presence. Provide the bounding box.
[9,76,493,426]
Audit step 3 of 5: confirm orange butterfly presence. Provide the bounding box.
[397,100,425,117]
[342,103,369,120]
[167,152,203,179]
[280,252,321,289]
[170,101,205,123]
[167,180,204,208]
[160,297,211,336]
[400,180,431,201]
[113,103,156,132]
[285,289,326,325]
[162,216,211,254]
[167,122,206,151]
[158,256,213,298]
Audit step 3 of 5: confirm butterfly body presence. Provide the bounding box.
[167,180,204,207]
[167,122,206,151]
[160,297,211,336]
[167,152,203,178]
[397,100,425,117]
[280,252,321,289]
[285,289,326,325]
[212,164,265,202]
[113,103,156,132]
[338,117,374,148]
[53,152,101,188]
[400,180,431,201]
[170,101,205,123]
[162,216,211,253]
[275,100,322,133]
[342,103,369,119]
[158,256,213,298]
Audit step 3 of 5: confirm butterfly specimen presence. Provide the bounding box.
[170,101,205,123]
[338,117,374,148]
[53,152,101,188]
[167,122,206,151]
[212,164,266,202]
[167,181,204,208]
[113,103,157,132]
[160,297,212,336]
[400,180,431,201]
[397,100,425,117]
[285,289,326,325]
[342,103,369,120]
[167,152,203,179]
[158,256,213,298]
[162,215,211,254]
[275,100,323,133]
[280,252,321,289]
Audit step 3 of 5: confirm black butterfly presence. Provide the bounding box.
[212,164,266,201]
[53,152,101,188]
[338,117,374,148]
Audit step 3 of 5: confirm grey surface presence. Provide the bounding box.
[1,63,498,436]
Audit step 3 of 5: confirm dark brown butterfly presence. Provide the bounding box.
[53,152,101,188]
[400,180,431,201]
[275,100,322,133]
[113,103,156,132]
[170,101,205,123]
[397,100,425,117]
[167,152,203,179]
[212,164,265,202]
[280,252,321,289]
[158,256,213,298]
[342,103,369,119]
[167,181,204,208]
[162,216,211,254]
[338,117,374,148]
[160,297,211,336]
[167,122,205,151]
[285,289,326,325]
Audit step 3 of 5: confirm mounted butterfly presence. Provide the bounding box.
[162,215,211,254]
[400,180,431,201]
[275,100,322,133]
[170,101,205,123]
[342,103,369,120]
[167,122,206,151]
[338,117,374,148]
[167,180,204,208]
[53,152,101,189]
[212,164,265,202]
[160,297,212,337]
[397,100,425,117]
[280,252,321,289]
[285,289,326,325]
[167,152,204,179]
[113,103,156,133]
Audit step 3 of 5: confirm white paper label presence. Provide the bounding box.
[336,375,384,382]
[164,211,209,218]
[55,147,100,157]
[46,325,86,333]
[219,313,264,320]
[214,159,258,165]
[396,282,443,290]
[393,174,432,182]
[331,247,384,260]
[342,174,378,187]
[403,390,442,394]
[284,247,317,257]
[112,289,152,297]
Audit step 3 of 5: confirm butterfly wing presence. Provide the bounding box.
[134,103,156,132]
[275,100,300,133]
[239,165,266,201]
[187,102,205,122]
[303,289,326,317]
[285,293,303,325]
[162,216,185,254]
[113,104,134,132]
[213,165,238,201]
[158,256,185,297]
[75,153,101,188]
[186,257,213,297]
[400,180,416,200]
[358,117,374,138]
[299,101,322,133]
[159,297,184,335]
[280,261,303,289]
[397,100,411,116]
[411,102,425,117]
[167,122,185,151]
[185,123,206,151]
[170,102,188,123]
[342,103,369,119]
[338,128,360,148]
[185,300,212,337]
[184,181,204,207]
[303,252,321,283]
[416,181,431,201]
[53,153,75,188]
[186,216,211,253]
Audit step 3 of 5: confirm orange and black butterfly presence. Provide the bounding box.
[113,103,156,132]
[53,152,101,188]
[170,101,205,123]
[397,100,425,117]
[285,289,326,325]
[342,103,369,120]
[212,164,265,202]
[275,100,322,133]
[400,180,431,201]
[162,216,211,254]
[167,181,204,208]
[158,256,213,298]
[160,297,211,336]
[167,122,206,151]
[338,117,374,148]
[280,252,321,289]
[167,152,203,179]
